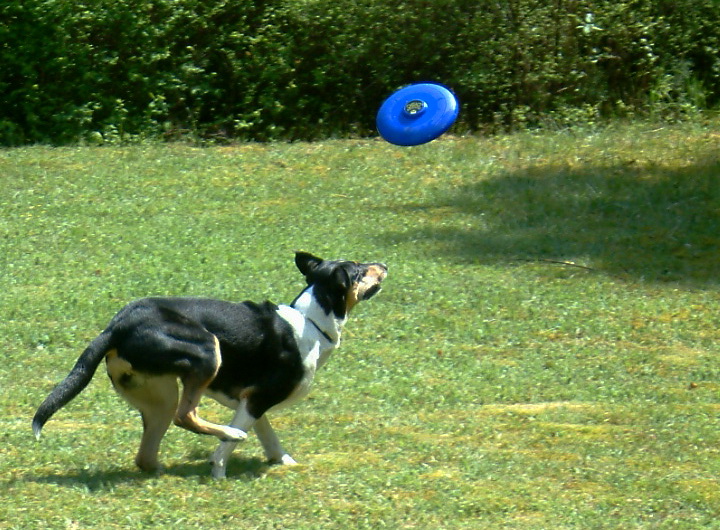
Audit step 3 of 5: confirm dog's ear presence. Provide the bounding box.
[295,252,323,276]
[333,266,352,292]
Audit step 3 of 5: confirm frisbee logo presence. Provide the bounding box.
[376,83,459,146]
[403,99,427,116]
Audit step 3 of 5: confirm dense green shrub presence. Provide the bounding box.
[1,0,718,144]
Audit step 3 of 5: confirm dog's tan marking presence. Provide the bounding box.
[106,350,180,472]
[131,375,179,472]
[346,284,361,314]
[106,349,134,387]
[238,386,255,401]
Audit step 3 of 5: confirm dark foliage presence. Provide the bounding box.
[1,0,718,144]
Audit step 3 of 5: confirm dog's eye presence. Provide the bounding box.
[353,268,369,282]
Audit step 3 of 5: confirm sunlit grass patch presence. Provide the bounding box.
[2,121,720,527]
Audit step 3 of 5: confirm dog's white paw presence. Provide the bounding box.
[269,454,298,466]
[222,426,248,442]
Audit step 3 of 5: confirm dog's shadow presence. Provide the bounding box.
[29,455,270,490]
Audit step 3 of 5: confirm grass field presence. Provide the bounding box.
[2,121,720,528]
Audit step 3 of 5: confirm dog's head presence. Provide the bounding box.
[295,251,387,318]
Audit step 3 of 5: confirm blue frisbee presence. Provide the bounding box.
[376,83,459,146]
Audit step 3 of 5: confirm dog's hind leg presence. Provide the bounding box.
[210,399,257,479]
[107,351,179,472]
[133,376,179,472]
[173,336,247,443]
[254,415,297,466]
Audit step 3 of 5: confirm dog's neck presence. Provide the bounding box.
[290,285,346,345]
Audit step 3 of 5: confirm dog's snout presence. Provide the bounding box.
[372,262,388,276]
[370,264,388,283]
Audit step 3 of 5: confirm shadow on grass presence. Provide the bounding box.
[29,457,269,489]
[385,156,720,286]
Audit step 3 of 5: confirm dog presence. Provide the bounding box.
[32,252,387,479]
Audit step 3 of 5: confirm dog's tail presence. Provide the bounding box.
[32,330,114,440]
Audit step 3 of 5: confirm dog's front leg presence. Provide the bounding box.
[254,415,297,465]
[211,400,256,479]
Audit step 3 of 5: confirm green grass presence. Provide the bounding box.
[2,121,720,528]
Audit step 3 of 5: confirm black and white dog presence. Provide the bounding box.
[32,252,387,479]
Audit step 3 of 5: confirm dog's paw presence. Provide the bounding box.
[269,454,298,466]
[221,426,248,442]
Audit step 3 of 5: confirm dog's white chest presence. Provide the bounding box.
[276,342,320,410]
[276,304,335,368]
[271,305,336,410]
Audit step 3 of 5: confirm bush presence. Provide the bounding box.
[1,0,719,144]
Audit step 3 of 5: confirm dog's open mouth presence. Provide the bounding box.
[362,283,382,300]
